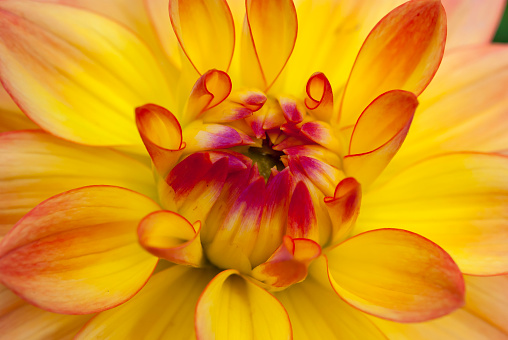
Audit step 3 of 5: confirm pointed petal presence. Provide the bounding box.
[169,0,235,74]
[0,130,156,236]
[327,229,465,322]
[357,153,508,275]
[252,236,320,289]
[241,0,298,90]
[76,266,215,339]
[0,0,172,146]
[324,177,362,245]
[0,186,160,314]
[343,90,417,186]
[195,270,292,340]
[464,275,508,334]
[138,211,205,267]
[443,0,506,49]
[386,45,508,174]
[0,284,92,339]
[340,0,446,126]
[276,276,386,340]
[135,104,185,178]
[288,182,318,240]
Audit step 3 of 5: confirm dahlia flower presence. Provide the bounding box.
[0,0,507,338]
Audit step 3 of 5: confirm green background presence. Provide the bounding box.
[494,4,508,42]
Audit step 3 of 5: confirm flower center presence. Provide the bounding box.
[245,136,286,180]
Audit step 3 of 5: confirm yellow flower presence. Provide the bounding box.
[0,0,507,339]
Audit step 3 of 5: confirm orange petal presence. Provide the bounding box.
[340,0,446,126]
[304,72,334,122]
[343,90,417,186]
[169,0,235,74]
[0,283,92,339]
[135,104,185,179]
[443,0,506,50]
[0,130,156,237]
[276,275,386,340]
[357,152,508,276]
[195,270,292,340]
[324,177,362,246]
[0,186,160,314]
[241,0,298,90]
[385,45,508,175]
[327,229,465,322]
[138,211,205,267]
[183,69,233,125]
[252,236,321,289]
[76,266,215,339]
[0,0,172,146]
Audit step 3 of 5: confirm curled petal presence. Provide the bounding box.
[324,177,362,245]
[184,69,233,124]
[195,270,292,340]
[340,0,446,126]
[135,104,185,178]
[169,0,235,74]
[305,72,334,122]
[0,186,160,314]
[241,0,298,90]
[343,90,417,186]
[327,229,465,322]
[252,236,321,289]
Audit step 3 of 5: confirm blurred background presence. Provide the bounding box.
[494,4,508,42]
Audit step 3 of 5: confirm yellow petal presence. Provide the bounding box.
[276,275,386,340]
[138,210,205,267]
[464,275,508,334]
[385,45,508,175]
[357,153,508,275]
[370,308,508,340]
[0,86,37,133]
[195,270,292,340]
[0,0,172,146]
[340,0,446,126]
[443,0,506,50]
[241,0,298,90]
[76,266,216,339]
[169,0,235,74]
[343,90,417,186]
[0,284,92,339]
[0,130,156,237]
[327,229,465,322]
[0,186,160,314]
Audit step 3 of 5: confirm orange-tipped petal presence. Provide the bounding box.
[195,270,292,340]
[304,72,334,122]
[0,0,172,146]
[357,152,508,276]
[443,0,506,49]
[340,0,446,126]
[169,0,235,74]
[241,0,298,90]
[135,104,185,178]
[324,177,362,245]
[138,211,205,267]
[184,69,233,124]
[76,266,216,339]
[343,90,417,186]
[252,236,321,289]
[276,275,386,340]
[0,284,92,339]
[0,130,156,236]
[327,229,465,322]
[0,186,160,314]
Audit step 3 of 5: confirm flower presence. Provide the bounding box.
[0,0,507,338]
